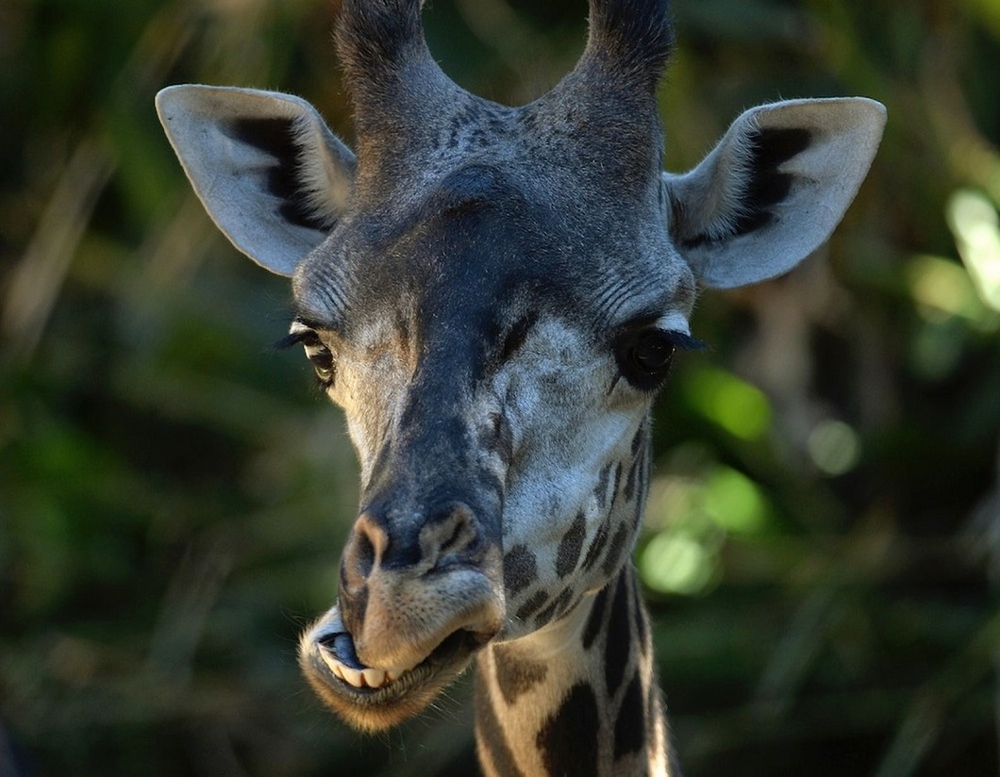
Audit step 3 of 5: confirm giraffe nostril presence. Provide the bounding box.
[424,502,482,569]
[439,524,462,556]
[353,531,375,579]
[344,512,385,585]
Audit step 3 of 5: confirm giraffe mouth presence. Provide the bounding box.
[299,607,488,729]
[316,625,475,692]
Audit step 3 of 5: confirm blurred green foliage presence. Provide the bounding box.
[1,0,999,775]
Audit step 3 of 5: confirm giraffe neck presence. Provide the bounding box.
[474,563,677,776]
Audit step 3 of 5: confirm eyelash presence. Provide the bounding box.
[277,324,336,387]
[662,331,707,352]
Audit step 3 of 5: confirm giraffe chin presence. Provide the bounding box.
[298,608,487,732]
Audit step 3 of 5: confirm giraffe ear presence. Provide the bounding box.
[664,97,886,289]
[155,85,356,277]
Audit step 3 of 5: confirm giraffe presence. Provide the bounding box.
[155,0,885,773]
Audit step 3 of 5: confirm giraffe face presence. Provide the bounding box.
[156,0,884,746]
[291,169,698,730]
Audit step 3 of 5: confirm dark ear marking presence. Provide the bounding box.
[680,126,813,249]
[730,126,812,237]
[751,126,813,171]
[226,117,332,232]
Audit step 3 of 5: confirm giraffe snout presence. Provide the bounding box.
[340,501,485,586]
[337,500,504,672]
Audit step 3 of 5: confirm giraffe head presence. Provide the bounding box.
[156,0,884,732]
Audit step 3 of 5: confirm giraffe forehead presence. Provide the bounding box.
[292,158,692,335]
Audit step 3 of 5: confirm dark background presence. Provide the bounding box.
[2,0,998,774]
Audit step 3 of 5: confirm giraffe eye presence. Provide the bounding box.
[613,326,703,392]
[303,340,335,385]
[278,324,337,387]
[620,330,675,389]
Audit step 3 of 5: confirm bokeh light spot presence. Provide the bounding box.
[683,367,772,441]
[640,532,715,595]
[703,466,769,534]
[807,419,862,476]
[947,189,1000,312]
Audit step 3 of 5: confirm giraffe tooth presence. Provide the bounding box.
[387,664,411,681]
[339,664,364,688]
[362,667,386,688]
[319,647,346,681]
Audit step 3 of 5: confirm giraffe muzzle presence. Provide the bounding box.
[302,606,482,687]
[298,501,505,730]
[299,600,500,730]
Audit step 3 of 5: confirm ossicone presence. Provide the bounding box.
[336,0,427,93]
[581,0,674,90]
